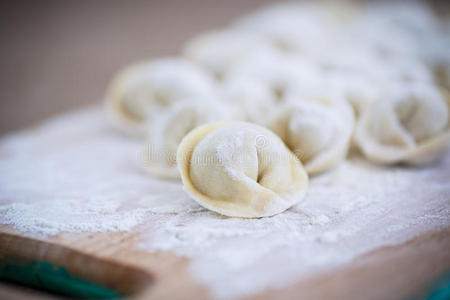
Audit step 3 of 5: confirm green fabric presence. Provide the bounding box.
[408,271,450,300]
[425,272,450,300]
[0,258,121,299]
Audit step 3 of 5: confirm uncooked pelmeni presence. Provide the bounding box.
[320,37,433,109]
[105,58,216,136]
[354,83,450,165]
[219,77,278,126]
[327,70,383,116]
[327,57,433,116]
[184,29,275,81]
[218,52,322,126]
[352,1,437,59]
[142,101,232,179]
[177,122,308,218]
[227,51,322,105]
[268,96,355,175]
[384,58,434,83]
[233,2,343,56]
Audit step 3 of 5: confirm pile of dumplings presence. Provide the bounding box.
[105,1,450,218]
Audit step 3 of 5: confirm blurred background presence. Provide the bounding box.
[1,0,449,136]
[0,0,275,136]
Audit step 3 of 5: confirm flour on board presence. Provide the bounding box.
[0,108,449,299]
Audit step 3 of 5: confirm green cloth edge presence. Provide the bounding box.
[0,256,121,299]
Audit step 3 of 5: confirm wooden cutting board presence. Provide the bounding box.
[1,224,449,300]
[0,109,448,300]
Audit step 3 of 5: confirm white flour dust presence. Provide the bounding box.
[143,153,450,298]
[0,109,449,299]
[0,108,183,235]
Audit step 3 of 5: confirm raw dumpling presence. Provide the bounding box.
[233,2,343,56]
[219,77,278,126]
[142,101,231,179]
[217,51,322,126]
[326,55,433,116]
[184,29,274,81]
[268,96,355,175]
[353,1,441,60]
[227,51,322,104]
[327,71,382,116]
[177,122,308,218]
[354,83,450,164]
[105,58,216,136]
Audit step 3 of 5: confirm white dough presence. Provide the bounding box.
[233,2,345,56]
[177,122,308,218]
[354,83,450,164]
[105,58,216,136]
[183,29,275,81]
[219,77,278,126]
[227,51,322,104]
[142,101,232,179]
[269,96,355,175]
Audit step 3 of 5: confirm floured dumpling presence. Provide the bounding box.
[219,77,278,126]
[326,56,433,116]
[142,101,231,179]
[327,71,382,116]
[268,96,355,175]
[177,122,308,218]
[233,2,344,56]
[216,52,322,126]
[105,58,216,136]
[354,83,450,164]
[184,29,274,81]
[227,51,322,104]
[353,1,442,61]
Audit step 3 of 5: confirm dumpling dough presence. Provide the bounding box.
[354,83,450,164]
[233,2,342,56]
[327,71,382,116]
[142,101,232,179]
[184,29,274,81]
[326,55,433,116]
[227,51,322,104]
[268,96,355,175]
[219,77,278,126]
[105,58,215,136]
[218,51,322,126]
[177,122,308,218]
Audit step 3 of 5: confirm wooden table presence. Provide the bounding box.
[1,1,449,299]
[1,225,449,300]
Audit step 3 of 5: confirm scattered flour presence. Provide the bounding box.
[1,109,449,298]
[0,108,183,236]
[144,154,450,299]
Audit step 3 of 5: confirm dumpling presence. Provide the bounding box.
[105,58,216,136]
[327,70,383,116]
[233,2,343,56]
[268,95,355,175]
[142,101,232,179]
[216,51,322,126]
[219,77,278,126]
[326,54,433,116]
[354,83,450,164]
[183,29,275,81]
[353,1,440,60]
[227,51,322,104]
[177,122,308,218]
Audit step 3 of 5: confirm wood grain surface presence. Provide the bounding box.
[1,1,450,299]
[1,224,449,300]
